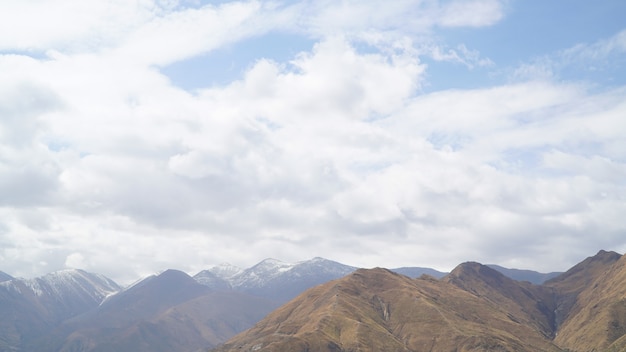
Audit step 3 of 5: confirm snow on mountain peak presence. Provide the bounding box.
[4,269,120,300]
[256,258,295,272]
[192,257,356,293]
[209,263,243,279]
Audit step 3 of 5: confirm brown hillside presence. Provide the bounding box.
[444,262,557,338]
[212,268,562,352]
[552,252,626,351]
[544,249,622,330]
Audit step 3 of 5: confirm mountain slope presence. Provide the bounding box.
[212,268,562,352]
[390,266,446,279]
[443,262,557,339]
[34,269,279,352]
[487,264,561,284]
[0,271,12,282]
[193,270,232,290]
[195,257,357,303]
[544,249,622,330]
[0,269,120,351]
[550,252,626,351]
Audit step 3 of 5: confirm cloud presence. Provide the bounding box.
[115,1,276,66]
[0,0,624,283]
[0,0,155,53]
[562,29,626,63]
[437,0,504,27]
[295,0,505,39]
[511,29,626,82]
[428,43,494,68]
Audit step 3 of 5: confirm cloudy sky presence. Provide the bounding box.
[1,0,625,284]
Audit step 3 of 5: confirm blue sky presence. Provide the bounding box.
[162,0,626,91]
[0,0,625,284]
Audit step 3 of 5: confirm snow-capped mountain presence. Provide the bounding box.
[13,269,119,300]
[0,269,121,351]
[208,262,243,279]
[194,257,357,302]
[32,269,279,352]
[0,259,568,352]
[229,258,299,288]
[0,270,12,282]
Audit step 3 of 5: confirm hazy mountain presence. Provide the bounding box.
[212,250,626,352]
[193,269,232,290]
[0,269,120,351]
[390,266,446,279]
[3,253,625,352]
[487,264,561,284]
[0,271,12,282]
[195,257,357,303]
[33,269,279,352]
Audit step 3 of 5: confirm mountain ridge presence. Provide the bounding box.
[212,250,625,352]
[0,253,618,352]
[0,271,13,282]
[213,266,563,352]
[0,269,121,352]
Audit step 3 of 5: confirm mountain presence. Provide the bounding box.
[443,262,557,339]
[0,271,12,282]
[544,249,622,330]
[389,266,446,279]
[193,269,232,290]
[212,267,562,352]
[212,250,626,352]
[195,257,357,303]
[487,264,561,284]
[194,258,559,298]
[4,253,626,352]
[546,250,626,351]
[0,269,120,351]
[33,269,279,352]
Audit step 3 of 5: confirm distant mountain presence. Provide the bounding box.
[390,266,446,279]
[3,253,625,352]
[34,269,278,352]
[195,257,357,303]
[487,264,561,284]
[195,257,452,302]
[0,271,12,282]
[193,269,232,290]
[0,269,120,351]
[212,250,626,352]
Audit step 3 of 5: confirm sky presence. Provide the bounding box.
[1,0,625,285]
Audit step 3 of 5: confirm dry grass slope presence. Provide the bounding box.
[212,267,562,352]
[212,250,626,352]
[551,253,626,351]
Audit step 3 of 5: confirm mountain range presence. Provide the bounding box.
[3,253,622,351]
[0,271,12,283]
[212,250,626,352]
[0,269,120,351]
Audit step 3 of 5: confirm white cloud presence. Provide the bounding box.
[428,43,494,68]
[0,0,156,53]
[115,1,272,66]
[511,29,626,82]
[438,0,504,27]
[297,0,505,39]
[0,0,624,283]
[562,29,626,63]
